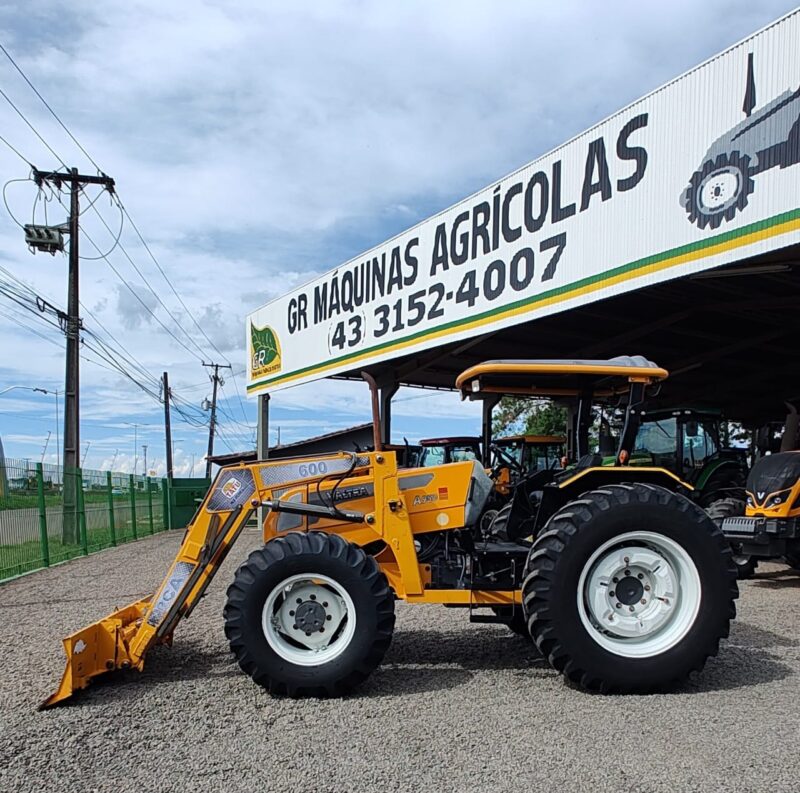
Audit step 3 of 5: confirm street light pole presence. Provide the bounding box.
[1,386,60,468]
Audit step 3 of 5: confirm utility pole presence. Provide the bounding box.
[41,431,51,464]
[31,167,115,543]
[202,361,231,478]
[142,444,148,476]
[81,441,90,466]
[162,372,174,480]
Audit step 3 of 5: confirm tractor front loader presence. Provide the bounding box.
[44,356,738,707]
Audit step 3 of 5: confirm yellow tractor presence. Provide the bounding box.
[43,356,737,707]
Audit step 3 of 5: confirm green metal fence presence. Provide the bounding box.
[0,457,170,582]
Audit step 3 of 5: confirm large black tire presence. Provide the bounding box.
[224,532,395,697]
[522,483,737,693]
[784,552,800,571]
[697,468,746,508]
[488,501,513,541]
[491,606,533,640]
[683,151,754,230]
[705,497,756,579]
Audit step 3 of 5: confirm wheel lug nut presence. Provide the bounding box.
[637,573,643,579]
[625,570,631,576]
[615,603,622,609]
[624,557,630,564]
[292,624,298,630]
[310,594,316,600]
[629,606,635,612]
[289,610,295,616]
[326,615,332,621]
[609,591,616,597]
[644,585,651,591]
[612,577,618,584]
[323,601,329,607]
[296,598,302,604]
[641,599,647,605]
[320,627,325,633]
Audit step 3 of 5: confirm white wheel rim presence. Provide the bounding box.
[577,531,701,658]
[699,167,741,212]
[261,573,356,666]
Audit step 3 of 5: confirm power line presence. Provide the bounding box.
[0,56,248,450]
[0,84,66,168]
[0,132,32,167]
[117,199,253,428]
[0,43,102,172]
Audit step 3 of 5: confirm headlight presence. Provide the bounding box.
[768,494,784,507]
[746,495,754,507]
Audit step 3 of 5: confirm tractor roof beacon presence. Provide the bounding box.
[42,356,737,707]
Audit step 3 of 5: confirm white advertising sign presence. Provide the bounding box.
[247,12,800,395]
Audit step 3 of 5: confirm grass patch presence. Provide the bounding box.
[0,520,165,582]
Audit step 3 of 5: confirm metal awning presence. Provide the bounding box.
[334,246,800,425]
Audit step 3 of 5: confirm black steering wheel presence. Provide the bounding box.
[489,444,525,478]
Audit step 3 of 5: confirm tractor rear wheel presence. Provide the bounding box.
[522,483,737,693]
[705,497,756,579]
[224,532,395,697]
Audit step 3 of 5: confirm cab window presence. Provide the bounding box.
[419,446,445,467]
[450,445,478,463]
[634,418,677,467]
[683,421,718,469]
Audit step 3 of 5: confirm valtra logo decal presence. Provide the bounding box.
[251,322,282,378]
[222,479,241,498]
[682,53,800,230]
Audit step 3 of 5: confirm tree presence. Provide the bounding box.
[492,397,568,437]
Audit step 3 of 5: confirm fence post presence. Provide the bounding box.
[147,476,154,534]
[35,463,50,567]
[129,474,138,539]
[162,477,171,531]
[106,471,117,547]
[77,468,88,555]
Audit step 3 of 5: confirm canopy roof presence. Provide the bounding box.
[333,247,800,425]
[456,356,668,399]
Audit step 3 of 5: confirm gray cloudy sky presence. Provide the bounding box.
[0,0,796,474]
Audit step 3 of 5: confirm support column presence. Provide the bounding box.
[378,383,398,448]
[481,395,500,465]
[257,393,270,461]
[256,393,270,530]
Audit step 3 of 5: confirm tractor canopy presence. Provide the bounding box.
[456,356,668,400]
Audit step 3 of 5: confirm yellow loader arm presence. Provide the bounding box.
[41,452,371,709]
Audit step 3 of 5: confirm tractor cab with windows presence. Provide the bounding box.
[417,436,483,467]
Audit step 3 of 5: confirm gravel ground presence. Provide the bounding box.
[1,528,799,793]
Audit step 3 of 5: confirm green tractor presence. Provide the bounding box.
[625,409,748,505]
[608,408,753,577]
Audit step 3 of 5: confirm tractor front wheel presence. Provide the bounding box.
[224,532,395,697]
[522,483,737,693]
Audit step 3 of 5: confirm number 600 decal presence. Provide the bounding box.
[298,461,328,477]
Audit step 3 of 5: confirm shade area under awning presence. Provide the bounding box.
[333,243,800,426]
